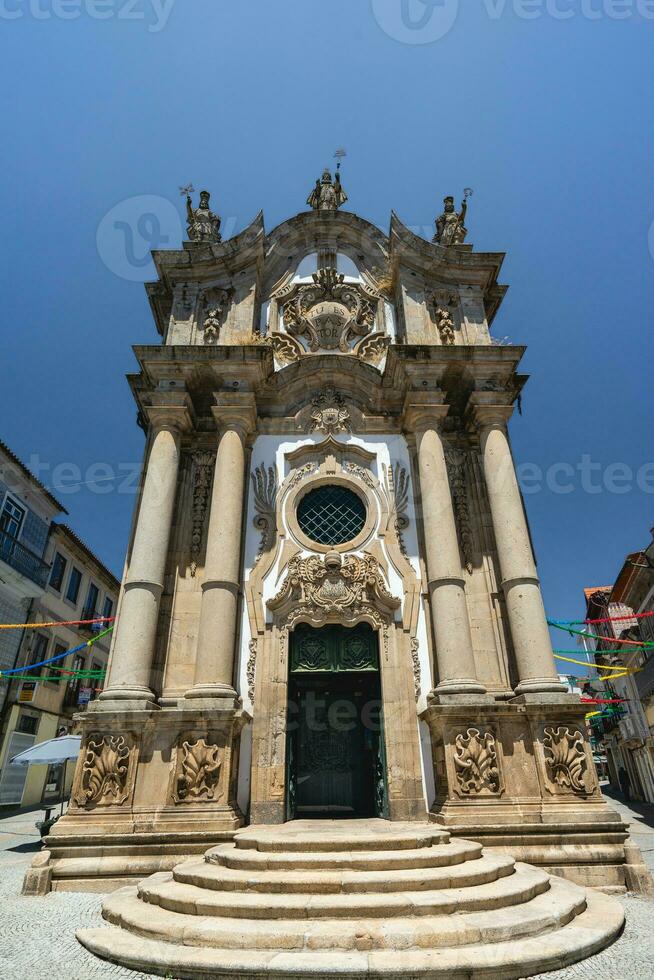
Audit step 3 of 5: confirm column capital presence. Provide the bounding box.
[402,391,449,434]
[466,393,515,430]
[142,393,194,435]
[212,391,258,439]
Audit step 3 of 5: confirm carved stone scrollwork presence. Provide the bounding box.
[247,638,258,703]
[342,461,376,490]
[453,728,502,796]
[384,463,410,558]
[445,449,474,574]
[75,734,133,808]
[280,267,379,354]
[190,451,216,576]
[174,738,222,803]
[270,332,303,364]
[355,331,390,366]
[310,386,351,435]
[542,726,590,794]
[251,464,277,562]
[269,550,400,626]
[410,637,421,701]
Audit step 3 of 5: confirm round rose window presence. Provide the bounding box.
[297,485,366,546]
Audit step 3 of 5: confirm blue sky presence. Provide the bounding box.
[1,1,653,628]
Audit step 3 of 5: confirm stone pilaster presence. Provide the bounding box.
[186,393,257,704]
[469,398,566,696]
[98,399,192,709]
[403,394,487,700]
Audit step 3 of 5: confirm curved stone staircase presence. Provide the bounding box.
[77,819,625,979]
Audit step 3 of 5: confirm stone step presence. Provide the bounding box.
[172,852,515,895]
[234,820,449,854]
[78,886,625,979]
[207,838,483,872]
[136,862,548,919]
[102,875,585,952]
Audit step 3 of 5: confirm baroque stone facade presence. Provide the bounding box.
[33,182,652,909]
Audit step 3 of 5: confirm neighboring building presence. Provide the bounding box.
[584,534,654,803]
[0,442,119,809]
[40,175,648,933]
[0,440,65,806]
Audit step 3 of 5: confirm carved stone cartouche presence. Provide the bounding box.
[543,726,589,794]
[453,728,501,795]
[75,734,131,808]
[310,386,351,435]
[175,738,222,802]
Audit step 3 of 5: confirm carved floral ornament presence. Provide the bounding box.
[542,726,592,795]
[268,551,400,627]
[453,728,502,796]
[251,463,278,561]
[199,286,230,342]
[174,738,222,803]
[432,289,458,346]
[190,450,216,576]
[383,463,410,558]
[75,734,133,808]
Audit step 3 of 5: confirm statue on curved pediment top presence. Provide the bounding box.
[434,190,472,246]
[307,169,348,211]
[186,189,222,243]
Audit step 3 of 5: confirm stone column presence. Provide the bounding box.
[186,395,256,703]
[100,404,190,706]
[473,404,565,696]
[405,396,487,699]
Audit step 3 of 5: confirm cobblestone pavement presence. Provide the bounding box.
[1,806,653,979]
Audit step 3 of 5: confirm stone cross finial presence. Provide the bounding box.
[186,189,222,243]
[306,169,348,211]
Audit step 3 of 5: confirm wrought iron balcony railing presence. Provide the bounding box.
[0,528,49,589]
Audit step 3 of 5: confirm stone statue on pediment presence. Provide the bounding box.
[186,189,222,243]
[307,169,348,211]
[434,194,468,246]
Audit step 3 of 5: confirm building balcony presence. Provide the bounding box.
[0,529,49,596]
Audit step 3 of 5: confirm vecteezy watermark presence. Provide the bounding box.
[96,195,183,282]
[371,0,654,44]
[1,453,653,501]
[371,0,460,44]
[0,0,175,32]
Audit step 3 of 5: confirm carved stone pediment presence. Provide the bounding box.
[268,550,400,626]
[278,267,380,354]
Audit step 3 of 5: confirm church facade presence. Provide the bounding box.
[29,177,650,900]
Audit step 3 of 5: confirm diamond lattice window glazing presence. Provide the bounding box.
[297,485,366,546]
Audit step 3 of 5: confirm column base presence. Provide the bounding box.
[184,683,238,706]
[514,677,569,696]
[94,687,159,712]
[429,680,492,703]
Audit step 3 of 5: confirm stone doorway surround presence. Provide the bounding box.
[246,437,426,826]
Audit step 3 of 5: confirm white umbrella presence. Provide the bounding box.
[9,734,81,767]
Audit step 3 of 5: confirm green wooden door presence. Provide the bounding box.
[287,624,388,819]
